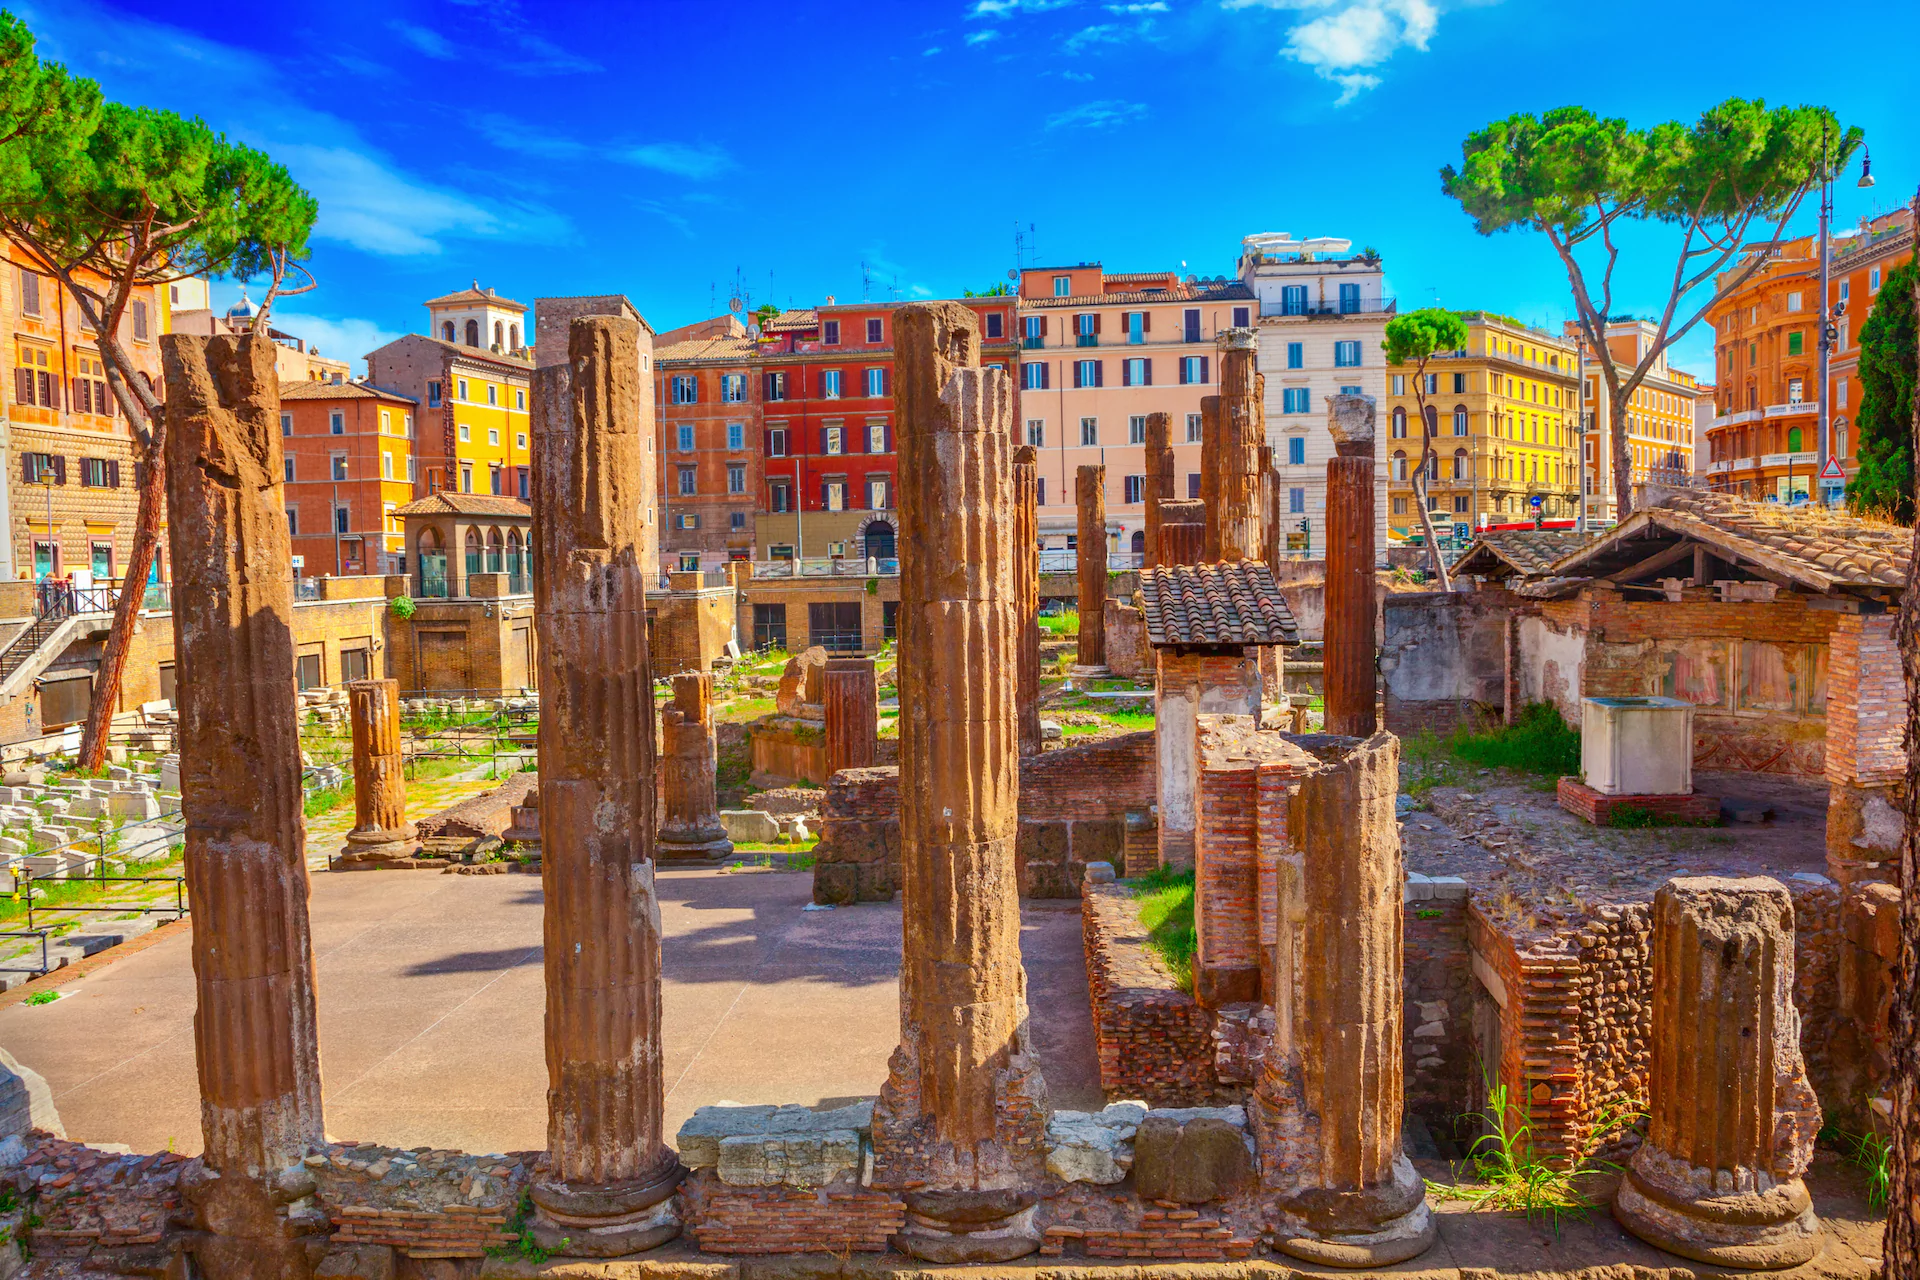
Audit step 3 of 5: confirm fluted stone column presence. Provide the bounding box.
[1199,396,1221,557]
[1209,330,1264,563]
[872,301,1049,1263]
[530,314,683,1255]
[1076,464,1106,669]
[1325,394,1377,738]
[162,332,326,1280]
[823,658,879,775]
[1614,877,1823,1269]
[659,672,732,864]
[1013,445,1042,757]
[337,679,419,865]
[1143,411,1174,571]
[1254,731,1433,1267]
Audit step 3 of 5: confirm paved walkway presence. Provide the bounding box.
[0,864,1100,1156]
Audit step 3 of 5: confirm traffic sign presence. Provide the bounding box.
[1818,457,1845,481]
[1528,494,1543,508]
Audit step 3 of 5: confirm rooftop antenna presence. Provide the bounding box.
[862,260,872,302]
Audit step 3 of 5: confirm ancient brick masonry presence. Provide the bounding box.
[1253,732,1435,1267]
[1143,410,1173,571]
[1077,462,1107,667]
[161,332,328,1280]
[1613,877,1824,1269]
[823,657,879,775]
[1324,395,1378,738]
[1207,329,1264,563]
[1825,612,1904,885]
[1082,883,1220,1105]
[658,672,733,863]
[1013,444,1042,755]
[337,678,419,865]
[873,301,1050,1263]
[528,314,683,1254]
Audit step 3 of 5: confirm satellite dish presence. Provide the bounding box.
[1007,269,1017,281]
[728,297,744,314]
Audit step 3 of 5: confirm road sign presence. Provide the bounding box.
[1818,457,1845,481]
[1528,493,1544,509]
[291,555,305,570]
[1453,523,1471,543]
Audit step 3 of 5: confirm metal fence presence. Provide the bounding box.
[0,816,188,980]
[302,690,539,783]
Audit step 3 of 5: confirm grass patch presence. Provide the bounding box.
[21,990,59,1006]
[1132,865,1195,992]
[303,784,350,818]
[1038,610,1078,637]
[1448,703,1580,777]
[717,696,777,724]
[0,852,185,928]
[1830,1128,1891,1213]
[1603,805,1715,830]
[1430,1084,1641,1229]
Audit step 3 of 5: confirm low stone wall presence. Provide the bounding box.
[413,772,537,859]
[812,766,900,905]
[749,716,828,786]
[1082,883,1218,1106]
[1402,880,1476,1131]
[680,1171,905,1254]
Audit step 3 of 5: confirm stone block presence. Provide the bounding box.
[677,1100,874,1169]
[1045,1102,1147,1184]
[1,769,44,787]
[716,1129,862,1187]
[719,809,780,844]
[109,792,162,821]
[316,1243,397,1280]
[1069,817,1125,862]
[1083,861,1116,886]
[813,863,858,905]
[30,828,73,853]
[1131,1108,1253,1203]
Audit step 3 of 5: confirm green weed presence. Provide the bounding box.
[1430,1084,1642,1230]
[1604,805,1715,830]
[1837,1128,1891,1213]
[1132,865,1195,992]
[1448,703,1580,777]
[22,991,59,1006]
[485,1192,554,1265]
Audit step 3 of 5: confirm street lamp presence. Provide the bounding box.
[1817,132,1876,506]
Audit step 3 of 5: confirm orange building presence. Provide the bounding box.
[654,315,759,572]
[5,246,166,585]
[1573,319,1703,520]
[278,381,419,577]
[1827,208,1914,497]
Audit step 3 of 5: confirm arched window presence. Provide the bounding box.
[442,321,455,342]
[1391,407,1406,439]
[1453,406,1468,436]
[464,528,482,577]
[509,324,521,349]
[1129,530,1145,558]
[1787,425,1803,453]
[465,319,480,347]
[1422,404,1438,436]
[1453,449,1469,480]
[493,321,504,348]
[1391,450,1407,482]
[863,520,896,561]
[487,527,505,573]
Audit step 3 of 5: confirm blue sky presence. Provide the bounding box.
[24,0,1918,379]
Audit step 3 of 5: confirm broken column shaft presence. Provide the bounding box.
[873,301,1048,1263]
[162,332,326,1280]
[823,657,879,774]
[1207,330,1265,563]
[1143,411,1173,571]
[658,671,733,864]
[1614,876,1823,1268]
[1324,395,1377,738]
[338,679,418,865]
[1254,730,1434,1266]
[1013,445,1042,757]
[529,314,682,1254]
[1076,463,1107,669]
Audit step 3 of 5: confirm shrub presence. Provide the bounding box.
[1448,703,1580,778]
[388,595,416,620]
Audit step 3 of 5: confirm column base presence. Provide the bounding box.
[1272,1201,1436,1267]
[1614,1152,1822,1270]
[336,826,422,866]
[656,835,734,866]
[1264,1153,1438,1268]
[893,1191,1041,1263]
[529,1166,685,1258]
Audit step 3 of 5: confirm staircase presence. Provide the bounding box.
[0,608,72,684]
[0,588,121,705]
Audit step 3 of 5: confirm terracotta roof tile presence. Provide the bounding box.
[393,493,531,519]
[1453,529,1593,579]
[278,381,416,404]
[654,335,759,363]
[1140,562,1299,647]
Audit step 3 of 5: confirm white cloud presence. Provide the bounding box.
[924,44,944,54]
[388,21,456,59]
[1105,1,1169,10]
[621,143,735,180]
[261,311,405,377]
[1221,0,1443,103]
[967,28,1002,43]
[1064,22,1126,49]
[969,0,1077,16]
[1045,99,1148,130]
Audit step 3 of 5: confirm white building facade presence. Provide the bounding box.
[1237,234,1391,556]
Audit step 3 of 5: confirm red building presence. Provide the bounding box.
[752,298,1019,561]
[653,315,760,573]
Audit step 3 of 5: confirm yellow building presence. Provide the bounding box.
[1575,319,1703,521]
[1384,312,1581,540]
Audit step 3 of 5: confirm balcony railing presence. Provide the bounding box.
[1075,334,1099,348]
[752,556,898,579]
[1760,451,1817,468]
[1267,296,1397,319]
[1037,551,1144,573]
[1764,401,1814,419]
[1710,409,1762,429]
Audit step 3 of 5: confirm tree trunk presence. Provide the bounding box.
[1884,263,1920,1280]
[77,435,164,772]
[1611,393,1634,522]
[1411,466,1451,591]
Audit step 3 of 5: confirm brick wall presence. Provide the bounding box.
[1081,882,1220,1105]
[679,1170,903,1254]
[652,586,735,674]
[1403,894,1475,1129]
[1194,757,1260,1007]
[1381,589,1516,736]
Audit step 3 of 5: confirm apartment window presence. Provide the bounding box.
[1287,436,1305,465]
[1187,473,1201,499]
[1286,341,1303,370]
[457,378,469,401]
[1288,487,1305,514]
[763,371,787,401]
[1080,417,1099,447]
[18,268,41,316]
[820,368,842,398]
[1075,313,1098,344]
[1871,267,1882,293]
[1022,362,1049,391]
[769,481,792,512]
[329,410,344,435]
[1787,331,1804,356]
[864,367,887,397]
[1178,355,1208,384]
[1454,495,1470,514]
[334,506,350,534]
[823,480,845,511]
[284,456,295,483]
[731,511,746,530]
[671,375,697,404]
[1787,378,1804,403]
[460,464,473,493]
[721,373,746,402]
[280,411,293,436]
[727,462,746,494]
[1073,359,1102,388]
[678,466,696,496]
[1027,419,1045,447]
[1282,387,1311,414]
[1423,373,1438,394]
[1786,291,1803,312]
[1123,475,1145,504]
[1052,274,1071,297]
[1334,340,1361,367]
[1125,311,1147,343]
[823,319,841,345]
[131,299,150,340]
[516,388,525,410]
[1185,412,1201,443]
[486,384,497,406]
[406,456,416,482]
[822,425,844,455]
[1837,380,1849,409]
[767,427,789,457]
[331,454,348,481]
[1393,496,1408,515]
[1391,374,1406,396]
[1023,314,1045,346]
[1453,372,1467,394]
[866,317,884,344]
[286,507,299,536]
[1338,283,1360,314]
[1036,477,1046,506]
[673,423,693,451]
[984,311,1004,339]
[1182,308,1201,342]
[868,422,887,453]
[1280,285,1308,316]
[1129,415,1146,445]
[1122,357,1150,386]
[382,451,394,480]
[1232,305,1250,327]
[458,423,471,442]
[1453,408,1468,436]
[405,413,415,439]
[79,457,110,487]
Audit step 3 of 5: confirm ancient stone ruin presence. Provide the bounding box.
[336,678,419,867]
[1323,393,1377,739]
[1076,462,1107,670]
[658,671,733,864]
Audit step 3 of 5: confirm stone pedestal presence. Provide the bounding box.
[529,315,684,1254]
[1076,464,1107,669]
[824,658,879,776]
[1253,731,1432,1266]
[1013,445,1042,757]
[162,332,327,1280]
[872,302,1049,1263]
[1614,876,1823,1269]
[660,672,732,864]
[337,679,419,864]
[1143,411,1173,571]
[1324,395,1377,739]
[1208,330,1264,563]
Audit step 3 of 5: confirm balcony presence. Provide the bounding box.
[1266,296,1397,319]
[1023,336,1045,350]
[1760,451,1817,469]
[1764,401,1814,419]
[1710,409,1761,429]
[751,556,898,579]
[1075,334,1099,348]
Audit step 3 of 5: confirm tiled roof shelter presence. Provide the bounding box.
[1140,562,1300,648]
[1452,528,1593,580]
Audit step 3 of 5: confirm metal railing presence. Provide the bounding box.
[751,557,899,578]
[1,816,188,979]
[1037,551,1145,573]
[1267,296,1397,318]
